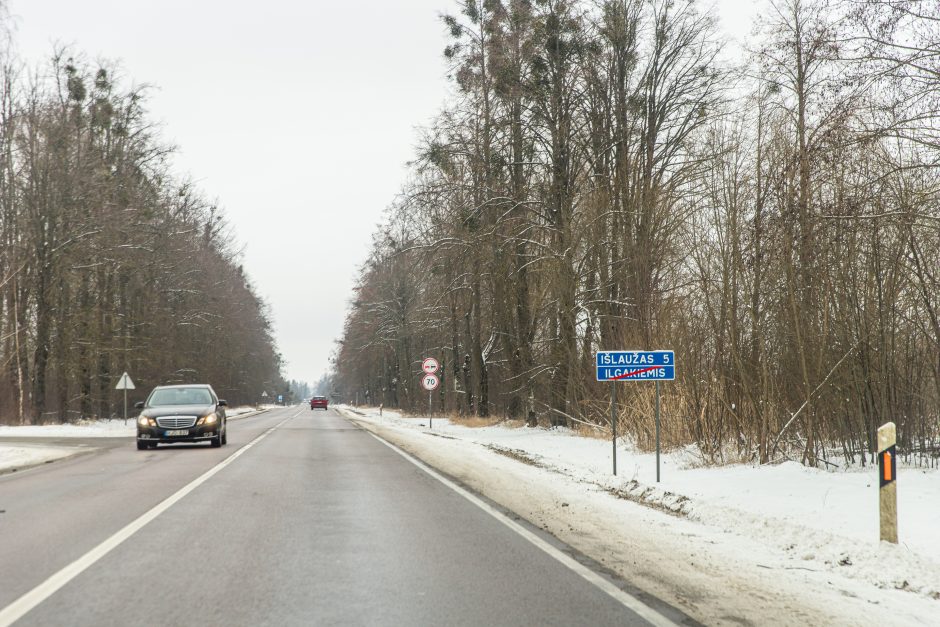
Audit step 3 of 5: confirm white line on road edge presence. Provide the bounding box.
[361,428,678,627]
[0,409,301,627]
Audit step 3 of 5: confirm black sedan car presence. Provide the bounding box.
[136,384,228,450]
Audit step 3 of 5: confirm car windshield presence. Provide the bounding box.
[148,388,213,407]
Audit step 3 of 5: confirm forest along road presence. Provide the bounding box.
[0,406,688,627]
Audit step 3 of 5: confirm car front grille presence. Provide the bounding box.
[156,416,197,429]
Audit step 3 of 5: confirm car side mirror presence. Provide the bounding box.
[134,401,144,410]
[218,400,228,407]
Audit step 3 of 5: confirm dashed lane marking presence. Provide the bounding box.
[0,408,302,627]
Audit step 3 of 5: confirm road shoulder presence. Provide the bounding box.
[338,408,938,626]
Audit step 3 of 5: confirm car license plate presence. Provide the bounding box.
[165,429,189,437]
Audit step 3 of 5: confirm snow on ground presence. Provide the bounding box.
[0,443,81,474]
[0,420,137,438]
[339,405,940,624]
[0,405,262,439]
[228,405,266,418]
[0,406,264,474]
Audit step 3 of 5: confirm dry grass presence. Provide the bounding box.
[572,422,611,440]
[448,414,526,429]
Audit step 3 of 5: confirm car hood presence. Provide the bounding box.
[142,404,217,418]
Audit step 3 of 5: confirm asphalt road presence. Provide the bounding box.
[0,406,674,626]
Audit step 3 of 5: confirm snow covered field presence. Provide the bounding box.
[0,405,265,474]
[338,405,940,625]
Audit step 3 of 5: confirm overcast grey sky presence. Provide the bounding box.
[9,1,756,386]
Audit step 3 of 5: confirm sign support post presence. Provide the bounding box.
[655,381,661,482]
[596,350,674,480]
[877,422,898,544]
[611,383,618,476]
[115,372,136,425]
[421,357,440,430]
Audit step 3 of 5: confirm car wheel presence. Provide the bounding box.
[211,432,222,448]
[221,428,227,446]
[137,441,148,450]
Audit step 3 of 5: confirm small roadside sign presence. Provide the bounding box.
[421,374,440,391]
[115,372,135,390]
[597,350,675,482]
[596,351,675,381]
[115,372,135,425]
[420,362,440,428]
[879,445,897,488]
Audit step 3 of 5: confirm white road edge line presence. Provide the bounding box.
[361,427,678,627]
[0,409,301,627]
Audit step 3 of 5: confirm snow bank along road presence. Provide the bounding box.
[337,407,940,626]
[0,406,688,626]
[0,406,266,476]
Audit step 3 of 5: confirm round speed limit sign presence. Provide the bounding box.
[421,373,440,391]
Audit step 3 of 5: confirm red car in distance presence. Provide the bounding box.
[310,396,328,411]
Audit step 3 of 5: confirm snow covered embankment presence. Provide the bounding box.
[338,405,940,626]
[0,405,265,474]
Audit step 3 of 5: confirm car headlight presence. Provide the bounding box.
[197,413,218,426]
[137,415,154,427]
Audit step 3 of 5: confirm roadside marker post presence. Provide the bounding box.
[115,372,136,425]
[596,351,674,480]
[877,422,898,544]
[421,358,440,429]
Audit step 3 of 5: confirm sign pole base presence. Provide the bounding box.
[655,381,661,483]
[611,383,618,476]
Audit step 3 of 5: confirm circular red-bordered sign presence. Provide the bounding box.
[422,357,440,374]
[421,373,440,391]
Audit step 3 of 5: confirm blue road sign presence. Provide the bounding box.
[596,350,675,381]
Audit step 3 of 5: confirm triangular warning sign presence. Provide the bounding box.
[115,372,136,390]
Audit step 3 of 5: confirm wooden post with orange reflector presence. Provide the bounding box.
[877,422,898,544]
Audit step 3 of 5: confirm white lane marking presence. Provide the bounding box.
[361,427,678,627]
[0,409,300,627]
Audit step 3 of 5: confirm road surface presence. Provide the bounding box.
[0,406,687,626]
